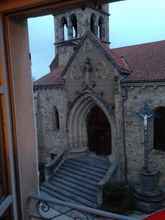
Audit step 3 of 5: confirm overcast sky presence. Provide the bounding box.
[28,0,165,80]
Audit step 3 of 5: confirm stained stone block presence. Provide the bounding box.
[133,168,165,213]
[140,169,160,192]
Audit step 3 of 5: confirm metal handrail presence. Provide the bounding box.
[28,193,141,220]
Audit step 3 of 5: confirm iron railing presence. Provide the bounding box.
[28,193,142,220]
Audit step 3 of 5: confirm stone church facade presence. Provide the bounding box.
[34,3,165,184]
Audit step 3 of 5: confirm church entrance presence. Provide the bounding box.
[87,106,111,155]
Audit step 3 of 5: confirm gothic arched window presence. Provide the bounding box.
[70,14,78,38]
[154,107,165,151]
[98,16,105,40]
[90,14,97,35]
[61,17,68,41]
[53,106,60,130]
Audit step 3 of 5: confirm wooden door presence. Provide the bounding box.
[87,106,111,155]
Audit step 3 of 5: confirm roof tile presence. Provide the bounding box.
[34,66,64,86]
[35,40,165,86]
[112,40,165,81]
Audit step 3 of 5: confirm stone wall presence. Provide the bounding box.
[65,37,116,105]
[54,6,110,68]
[34,87,67,164]
[63,35,125,165]
[54,7,109,43]
[33,34,125,178]
[123,82,165,184]
[34,79,165,185]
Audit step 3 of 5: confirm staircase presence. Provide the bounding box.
[41,153,110,208]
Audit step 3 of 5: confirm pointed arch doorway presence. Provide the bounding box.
[68,93,113,156]
[87,105,112,155]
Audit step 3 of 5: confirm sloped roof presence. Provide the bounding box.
[34,66,64,87]
[113,40,165,82]
[34,32,130,88]
[101,42,130,73]
[61,31,130,77]
[34,38,165,87]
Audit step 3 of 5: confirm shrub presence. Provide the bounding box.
[102,182,135,214]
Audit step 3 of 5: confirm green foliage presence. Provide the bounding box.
[102,182,135,214]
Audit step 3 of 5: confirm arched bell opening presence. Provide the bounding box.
[98,16,105,40]
[70,14,78,38]
[61,17,68,41]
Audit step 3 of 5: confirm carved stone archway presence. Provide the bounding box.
[67,92,116,157]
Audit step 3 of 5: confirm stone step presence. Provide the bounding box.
[61,161,106,179]
[64,159,108,173]
[74,154,109,167]
[41,186,71,202]
[59,166,103,182]
[56,169,98,186]
[51,175,97,192]
[50,177,96,198]
[41,154,109,208]
[48,180,97,203]
[42,183,97,208]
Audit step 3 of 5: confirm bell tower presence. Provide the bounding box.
[53,3,110,67]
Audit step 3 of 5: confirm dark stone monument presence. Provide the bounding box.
[133,103,165,213]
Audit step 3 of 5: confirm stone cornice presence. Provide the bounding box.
[33,84,64,91]
[121,80,165,88]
